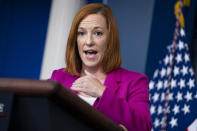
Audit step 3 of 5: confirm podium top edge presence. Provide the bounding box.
[0,78,60,97]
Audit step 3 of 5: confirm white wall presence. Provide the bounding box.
[40,0,85,79]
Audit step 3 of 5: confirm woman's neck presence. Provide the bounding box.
[81,66,106,84]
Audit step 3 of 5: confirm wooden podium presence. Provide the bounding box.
[0,78,123,131]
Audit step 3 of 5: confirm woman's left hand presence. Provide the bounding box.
[71,70,105,98]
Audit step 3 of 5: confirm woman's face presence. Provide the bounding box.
[77,14,108,69]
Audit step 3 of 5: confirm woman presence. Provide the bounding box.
[50,3,152,131]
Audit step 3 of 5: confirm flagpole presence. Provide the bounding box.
[161,0,184,130]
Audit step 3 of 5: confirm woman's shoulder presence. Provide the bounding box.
[118,68,149,92]
[50,68,77,81]
[118,68,148,80]
[50,68,66,78]
[108,67,149,85]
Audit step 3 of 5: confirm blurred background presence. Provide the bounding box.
[0,0,196,80]
[0,0,154,79]
[1,0,197,130]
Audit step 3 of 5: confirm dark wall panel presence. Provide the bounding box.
[0,0,51,79]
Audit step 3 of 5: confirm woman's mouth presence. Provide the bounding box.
[84,50,98,59]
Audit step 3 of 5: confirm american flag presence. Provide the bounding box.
[149,0,197,130]
[149,23,197,130]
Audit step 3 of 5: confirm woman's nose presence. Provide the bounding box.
[85,34,94,46]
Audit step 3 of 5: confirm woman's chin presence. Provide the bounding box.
[82,61,101,69]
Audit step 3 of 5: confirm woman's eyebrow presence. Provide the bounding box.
[94,26,103,29]
[78,27,84,30]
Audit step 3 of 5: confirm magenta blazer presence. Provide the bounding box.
[50,68,152,131]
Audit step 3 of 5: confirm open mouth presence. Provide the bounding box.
[84,50,98,59]
[84,50,98,55]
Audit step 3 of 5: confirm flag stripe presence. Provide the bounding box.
[149,1,197,130]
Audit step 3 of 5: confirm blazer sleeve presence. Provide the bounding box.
[94,74,152,131]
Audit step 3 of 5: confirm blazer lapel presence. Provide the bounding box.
[106,68,121,93]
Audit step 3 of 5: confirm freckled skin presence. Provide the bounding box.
[77,14,108,70]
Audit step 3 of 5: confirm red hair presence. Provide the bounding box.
[65,3,121,75]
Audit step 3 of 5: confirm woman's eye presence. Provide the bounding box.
[95,31,103,36]
[77,31,84,36]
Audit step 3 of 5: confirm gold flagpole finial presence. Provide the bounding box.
[174,0,190,28]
